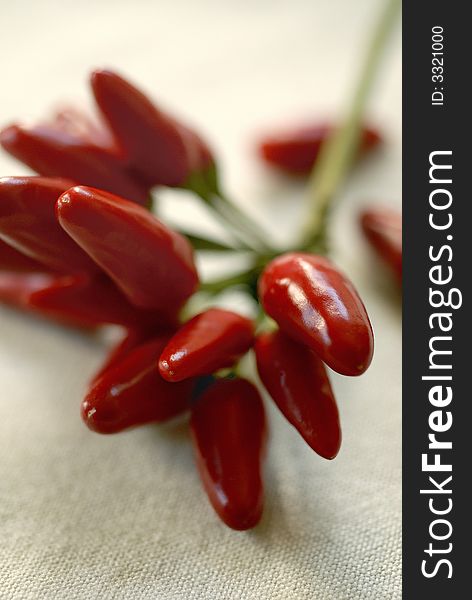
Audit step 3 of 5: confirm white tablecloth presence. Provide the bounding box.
[0,1,401,598]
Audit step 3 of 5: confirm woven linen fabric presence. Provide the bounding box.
[0,0,401,598]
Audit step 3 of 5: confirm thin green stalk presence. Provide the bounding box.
[176,230,242,252]
[208,192,273,254]
[198,268,258,294]
[300,0,400,249]
[198,250,275,296]
[186,169,273,253]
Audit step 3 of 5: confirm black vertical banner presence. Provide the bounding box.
[403,2,468,598]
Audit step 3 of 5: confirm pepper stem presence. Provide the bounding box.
[199,266,259,295]
[299,0,400,251]
[186,166,273,253]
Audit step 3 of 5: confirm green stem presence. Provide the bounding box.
[255,305,277,334]
[208,192,273,254]
[201,195,257,251]
[186,169,273,253]
[175,230,242,252]
[199,268,258,294]
[300,0,400,249]
[198,249,276,296]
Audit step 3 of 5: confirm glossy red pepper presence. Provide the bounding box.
[190,378,266,530]
[0,112,150,206]
[158,308,254,382]
[56,186,199,311]
[91,69,213,187]
[83,336,194,434]
[0,176,98,274]
[258,253,374,376]
[360,208,402,285]
[255,330,341,459]
[259,123,381,175]
[0,239,44,272]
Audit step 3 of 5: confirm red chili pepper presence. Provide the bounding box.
[91,69,213,187]
[360,208,402,285]
[258,253,374,376]
[0,239,45,272]
[91,325,171,384]
[158,308,254,382]
[190,378,266,530]
[30,274,174,328]
[0,176,98,274]
[0,113,150,206]
[56,186,199,311]
[0,272,56,308]
[0,271,171,329]
[52,107,114,148]
[255,330,341,459]
[83,336,194,434]
[259,123,381,175]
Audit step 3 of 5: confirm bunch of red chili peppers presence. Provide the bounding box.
[0,69,399,530]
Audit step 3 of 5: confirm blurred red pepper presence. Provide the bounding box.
[83,336,194,434]
[0,176,98,274]
[0,239,44,272]
[91,69,214,188]
[360,207,402,285]
[158,308,254,382]
[190,378,266,530]
[258,252,373,376]
[0,112,150,206]
[0,272,169,329]
[29,274,173,328]
[0,272,55,308]
[52,107,113,147]
[0,177,187,327]
[56,186,199,311]
[255,330,341,459]
[259,122,381,175]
